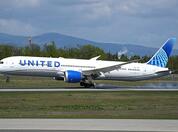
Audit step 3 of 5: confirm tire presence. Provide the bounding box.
[80,81,96,88]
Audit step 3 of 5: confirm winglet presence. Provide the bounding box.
[90,55,100,60]
[147,38,176,67]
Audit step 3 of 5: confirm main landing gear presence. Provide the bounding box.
[80,78,96,88]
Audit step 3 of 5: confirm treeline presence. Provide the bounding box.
[0,41,178,70]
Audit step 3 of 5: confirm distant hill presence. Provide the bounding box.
[0,32,177,56]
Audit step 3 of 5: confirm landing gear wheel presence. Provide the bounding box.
[80,81,96,88]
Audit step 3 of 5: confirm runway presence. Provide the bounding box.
[0,119,178,131]
[0,88,178,92]
[1,82,178,92]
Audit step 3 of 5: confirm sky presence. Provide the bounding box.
[0,0,178,49]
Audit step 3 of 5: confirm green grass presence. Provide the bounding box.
[0,76,80,88]
[0,75,178,119]
[0,91,178,119]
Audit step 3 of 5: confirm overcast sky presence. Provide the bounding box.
[0,0,178,49]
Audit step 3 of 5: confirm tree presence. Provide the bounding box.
[43,41,58,57]
[0,45,14,59]
[23,43,41,56]
[78,45,107,59]
[141,56,151,63]
[168,56,178,70]
[130,55,140,60]
[106,52,117,61]
[119,54,129,61]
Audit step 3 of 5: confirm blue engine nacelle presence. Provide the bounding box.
[64,70,82,83]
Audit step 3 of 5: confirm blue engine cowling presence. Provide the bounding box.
[64,70,82,83]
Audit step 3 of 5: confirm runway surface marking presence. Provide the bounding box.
[0,119,178,131]
[0,88,178,92]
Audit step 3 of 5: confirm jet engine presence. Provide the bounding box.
[64,70,82,83]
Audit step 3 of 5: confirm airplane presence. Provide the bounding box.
[0,38,176,88]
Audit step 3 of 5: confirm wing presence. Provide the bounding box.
[83,59,140,76]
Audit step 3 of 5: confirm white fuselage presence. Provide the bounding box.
[0,56,170,81]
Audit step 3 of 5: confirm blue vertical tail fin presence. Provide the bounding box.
[147,38,176,67]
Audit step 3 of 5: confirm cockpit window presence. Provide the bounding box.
[0,61,4,64]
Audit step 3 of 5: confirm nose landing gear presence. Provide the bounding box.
[5,75,10,83]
